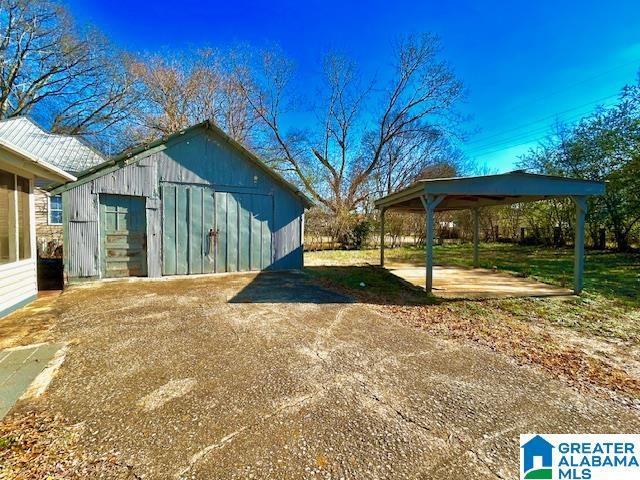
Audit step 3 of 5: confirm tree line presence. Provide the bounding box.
[2,0,638,252]
[0,0,465,214]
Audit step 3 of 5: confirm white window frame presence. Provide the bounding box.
[0,165,34,264]
[48,194,63,225]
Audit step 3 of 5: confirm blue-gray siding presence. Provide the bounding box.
[63,128,304,279]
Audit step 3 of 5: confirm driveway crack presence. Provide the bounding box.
[466,446,505,480]
[308,306,434,437]
[175,394,314,479]
[352,375,433,435]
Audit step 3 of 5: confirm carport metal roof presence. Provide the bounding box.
[374,170,606,296]
[373,170,605,211]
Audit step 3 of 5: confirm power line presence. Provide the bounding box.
[465,96,622,159]
[470,139,541,159]
[482,57,640,118]
[466,92,619,148]
[466,109,596,154]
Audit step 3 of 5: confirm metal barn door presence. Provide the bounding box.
[214,191,273,273]
[161,184,273,275]
[100,195,148,278]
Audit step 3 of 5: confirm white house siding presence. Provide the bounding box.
[0,259,37,316]
[0,158,37,318]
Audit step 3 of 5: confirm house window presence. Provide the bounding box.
[17,176,31,260]
[48,194,63,225]
[0,168,31,264]
[0,169,12,264]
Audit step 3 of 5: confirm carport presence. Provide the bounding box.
[374,171,606,295]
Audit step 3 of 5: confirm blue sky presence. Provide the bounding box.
[66,0,640,172]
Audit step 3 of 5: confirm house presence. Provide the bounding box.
[50,120,312,281]
[0,124,77,317]
[0,117,104,257]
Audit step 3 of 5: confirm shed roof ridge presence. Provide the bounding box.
[51,119,313,207]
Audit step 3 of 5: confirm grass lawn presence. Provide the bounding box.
[304,243,640,402]
[306,243,640,305]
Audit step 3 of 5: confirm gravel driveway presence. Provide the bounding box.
[14,271,640,479]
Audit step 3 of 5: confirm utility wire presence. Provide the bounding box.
[467,108,598,154]
[482,57,640,118]
[466,92,619,148]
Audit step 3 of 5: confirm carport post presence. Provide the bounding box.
[380,207,386,267]
[572,196,587,294]
[420,195,445,294]
[472,208,480,268]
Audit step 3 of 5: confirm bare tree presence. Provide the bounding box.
[240,34,464,215]
[373,130,462,197]
[0,0,139,148]
[132,49,257,144]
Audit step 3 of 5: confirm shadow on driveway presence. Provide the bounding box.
[228,271,353,304]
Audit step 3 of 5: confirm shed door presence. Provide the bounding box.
[100,195,147,278]
[161,184,273,275]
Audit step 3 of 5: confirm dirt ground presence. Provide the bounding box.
[3,272,640,479]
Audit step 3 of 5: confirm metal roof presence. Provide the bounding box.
[374,170,606,211]
[0,116,104,175]
[50,120,314,208]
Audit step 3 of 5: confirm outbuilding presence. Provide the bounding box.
[50,121,311,281]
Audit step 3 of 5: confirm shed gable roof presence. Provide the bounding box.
[50,120,313,207]
[0,116,104,174]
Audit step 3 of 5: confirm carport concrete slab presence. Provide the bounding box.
[387,263,573,298]
[0,343,64,419]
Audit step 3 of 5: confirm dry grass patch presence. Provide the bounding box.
[0,410,138,479]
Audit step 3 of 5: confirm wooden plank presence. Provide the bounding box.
[250,195,261,271]
[190,187,203,274]
[176,186,189,275]
[101,194,147,278]
[162,185,176,275]
[238,193,250,271]
[262,196,273,269]
[215,192,227,272]
[202,187,215,274]
[227,193,238,272]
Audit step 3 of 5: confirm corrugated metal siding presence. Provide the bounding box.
[92,161,157,197]
[66,182,98,222]
[157,134,258,188]
[63,186,100,278]
[66,220,100,277]
[0,117,104,174]
[64,127,304,280]
[157,130,303,269]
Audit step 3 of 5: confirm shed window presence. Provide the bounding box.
[48,194,63,225]
[0,168,31,264]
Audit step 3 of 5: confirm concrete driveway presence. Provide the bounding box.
[14,272,640,479]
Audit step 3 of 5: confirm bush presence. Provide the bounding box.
[351,219,373,249]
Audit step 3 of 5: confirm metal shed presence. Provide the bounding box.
[374,171,606,295]
[50,121,312,281]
